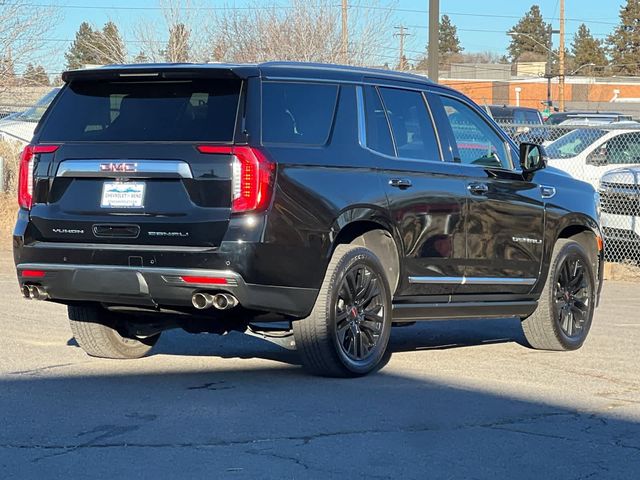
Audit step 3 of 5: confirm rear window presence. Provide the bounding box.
[262,82,338,145]
[38,79,241,142]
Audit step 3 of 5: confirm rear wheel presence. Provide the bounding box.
[522,239,596,350]
[293,245,392,377]
[68,304,160,359]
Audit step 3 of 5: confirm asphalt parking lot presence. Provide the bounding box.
[1,252,639,479]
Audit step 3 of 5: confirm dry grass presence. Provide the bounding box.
[0,193,16,248]
[604,261,640,282]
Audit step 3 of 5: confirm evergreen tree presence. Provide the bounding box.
[607,0,640,75]
[439,14,463,64]
[101,21,126,64]
[507,5,551,61]
[572,24,606,75]
[0,50,16,87]
[165,23,190,63]
[65,22,102,70]
[32,66,50,86]
[133,51,149,63]
[23,64,50,86]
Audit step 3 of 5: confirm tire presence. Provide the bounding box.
[68,304,160,359]
[293,244,392,377]
[522,239,596,351]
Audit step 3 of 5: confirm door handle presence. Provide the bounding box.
[467,182,489,195]
[389,178,412,189]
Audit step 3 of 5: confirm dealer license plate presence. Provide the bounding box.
[100,182,145,208]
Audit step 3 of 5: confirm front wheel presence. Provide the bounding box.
[522,239,596,351]
[293,245,392,377]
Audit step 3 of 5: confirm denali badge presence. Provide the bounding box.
[512,236,542,245]
[100,162,138,173]
[148,231,189,237]
[53,228,84,234]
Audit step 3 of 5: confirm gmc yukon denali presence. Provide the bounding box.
[13,62,604,377]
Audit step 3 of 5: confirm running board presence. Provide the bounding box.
[392,301,537,322]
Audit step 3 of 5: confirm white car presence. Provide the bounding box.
[0,88,60,144]
[599,167,640,262]
[545,126,640,188]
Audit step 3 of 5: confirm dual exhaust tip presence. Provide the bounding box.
[192,292,238,311]
[22,285,49,300]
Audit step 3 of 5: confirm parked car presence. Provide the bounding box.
[0,88,60,144]
[545,112,635,142]
[546,127,640,187]
[14,62,603,377]
[486,105,548,144]
[599,167,640,262]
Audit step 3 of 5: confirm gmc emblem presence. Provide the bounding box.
[100,162,138,173]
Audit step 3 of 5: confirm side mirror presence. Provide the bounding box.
[587,151,608,166]
[519,142,547,174]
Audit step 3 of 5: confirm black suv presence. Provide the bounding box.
[14,62,604,376]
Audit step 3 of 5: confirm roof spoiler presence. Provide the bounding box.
[62,64,257,83]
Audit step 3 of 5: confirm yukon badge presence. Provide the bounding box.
[53,228,84,235]
[100,162,138,173]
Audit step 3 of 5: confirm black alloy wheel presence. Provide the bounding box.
[554,253,592,339]
[334,264,385,362]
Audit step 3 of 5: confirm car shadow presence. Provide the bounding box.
[65,317,530,368]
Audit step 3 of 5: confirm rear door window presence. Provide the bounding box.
[262,82,338,145]
[378,87,440,161]
[38,79,242,142]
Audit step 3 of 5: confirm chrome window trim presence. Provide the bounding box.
[408,276,537,286]
[355,85,367,148]
[56,160,193,179]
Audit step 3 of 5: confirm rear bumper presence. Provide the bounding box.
[15,263,317,318]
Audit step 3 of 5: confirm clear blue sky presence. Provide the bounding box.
[39,0,622,74]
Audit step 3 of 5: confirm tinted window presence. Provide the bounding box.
[439,96,510,169]
[363,86,395,156]
[262,82,338,145]
[514,109,542,125]
[488,106,513,122]
[546,129,607,159]
[593,133,640,165]
[39,80,241,142]
[379,87,440,161]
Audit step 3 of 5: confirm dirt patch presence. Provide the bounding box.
[603,262,640,282]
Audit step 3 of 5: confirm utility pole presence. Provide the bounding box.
[394,25,410,70]
[558,0,566,111]
[341,0,348,63]
[428,0,439,81]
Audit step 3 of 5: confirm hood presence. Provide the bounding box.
[600,166,640,186]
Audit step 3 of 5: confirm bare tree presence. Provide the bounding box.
[0,1,62,92]
[134,0,208,63]
[133,0,395,66]
[207,0,395,66]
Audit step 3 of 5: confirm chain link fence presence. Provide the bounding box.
[497,121,640,265]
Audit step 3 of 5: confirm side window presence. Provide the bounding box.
[596,133,640,165]
[379,87,441,161]
[439,95,511,169]
[262,82,339,145]
[363,86,395,156]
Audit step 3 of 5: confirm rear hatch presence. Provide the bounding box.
[29,72,245,248]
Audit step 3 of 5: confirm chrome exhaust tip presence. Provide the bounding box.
[32,286,49,300]
[192,292,214,310]
[212,293,238,310]
[22,285,32,299]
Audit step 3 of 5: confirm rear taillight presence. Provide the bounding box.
[18,145,58,209]
[197,146,274,213]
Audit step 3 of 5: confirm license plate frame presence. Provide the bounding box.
[100,181,146,209]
